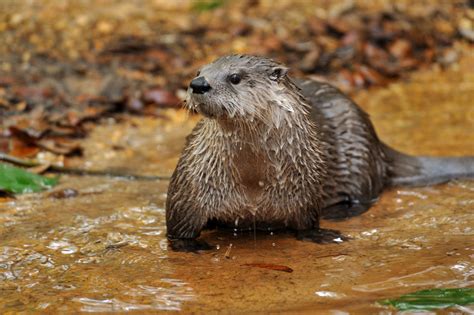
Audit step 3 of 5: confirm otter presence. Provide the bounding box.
[166,55,474,252]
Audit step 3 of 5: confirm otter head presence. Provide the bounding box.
[186,55,295,125]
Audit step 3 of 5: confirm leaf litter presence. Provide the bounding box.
[0,0,472,171]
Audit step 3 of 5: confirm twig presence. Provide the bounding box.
[0,152,170,181]
[313,252,349,259]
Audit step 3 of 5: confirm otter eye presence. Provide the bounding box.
[229,73,241,85]
[196,70,200,77]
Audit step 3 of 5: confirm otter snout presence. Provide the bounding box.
[190,76,211,94]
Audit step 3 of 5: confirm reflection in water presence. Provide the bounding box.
[73,279,194,312]
[1,50,474,313]
[0,175,196,312]
[314,291,346,299]
[352,264,474,292]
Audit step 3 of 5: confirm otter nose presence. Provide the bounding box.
[190,76,211,94]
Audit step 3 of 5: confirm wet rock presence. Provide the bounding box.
[48,188,79,199]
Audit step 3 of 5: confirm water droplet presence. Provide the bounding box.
[159,239,168,251]
[314,291,344,298]
[61,246,78,255]
[47,240,70,250]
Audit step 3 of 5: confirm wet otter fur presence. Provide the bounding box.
[166,55,474,251]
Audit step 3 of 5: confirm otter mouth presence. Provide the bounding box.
[196,102,220,118]
[187,91,224,119]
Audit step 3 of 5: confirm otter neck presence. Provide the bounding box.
[216,94,316,140]
[207,98,324,160]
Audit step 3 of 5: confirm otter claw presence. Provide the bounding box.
[169,238,213,252]
[296,228,349,244]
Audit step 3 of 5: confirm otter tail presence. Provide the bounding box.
[383,145,474,187]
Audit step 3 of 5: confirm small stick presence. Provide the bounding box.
[224,243,233,259]
[0,152,170,181]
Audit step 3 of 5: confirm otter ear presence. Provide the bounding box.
[268,66,288,82]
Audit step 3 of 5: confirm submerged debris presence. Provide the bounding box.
[48,188,79,199]
[242,263,294,273]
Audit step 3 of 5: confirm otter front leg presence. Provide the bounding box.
[166,203,212,252]
[293,215,349,244]
[168,238,212,252]
[296,228,348,244]
[321,195,376,221]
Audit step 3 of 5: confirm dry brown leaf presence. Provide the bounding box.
[242,263,293,273]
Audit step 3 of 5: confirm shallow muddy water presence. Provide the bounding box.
[1,51,474,314]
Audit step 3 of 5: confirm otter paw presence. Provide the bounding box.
[169,238,213,252]
[296,228,349,244]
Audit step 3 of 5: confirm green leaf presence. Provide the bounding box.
[379,288,474,311]
[192,0,225,12]
[0,163,58,194]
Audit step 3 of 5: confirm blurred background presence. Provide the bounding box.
[1,0,472,127]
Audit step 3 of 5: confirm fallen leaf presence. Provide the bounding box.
[28,162,51,174]
[143,89,180,108]
[379,288,474,311]
[242,263,293,273]
[9,127,83,156]
[6,138,40,158]
[0,163,58,194]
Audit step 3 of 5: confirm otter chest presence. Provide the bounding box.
[232,143,269,203]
